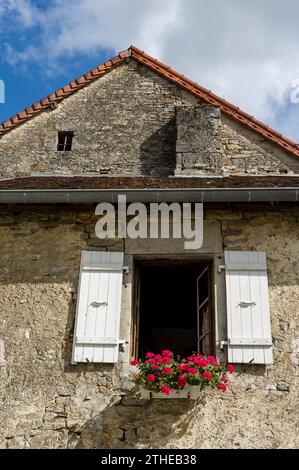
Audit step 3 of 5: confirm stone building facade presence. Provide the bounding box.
[0,46,298,449]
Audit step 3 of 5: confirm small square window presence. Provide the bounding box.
[57,131,73,151]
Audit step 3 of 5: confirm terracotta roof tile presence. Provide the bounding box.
[17,111,27,119]
[62,85,72,93]
[55,89,64,97]
[119,50,129,59]
[84,72,93,80]
[0,45,298,160]
[40,98,49,106]
[111,56,123,65]
[75,76,86,85]
[97,64,108,72]
[68,81,78,89]
[47,93,57,102]
[32,102,42,111]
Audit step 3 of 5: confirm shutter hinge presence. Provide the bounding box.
[123,266,129,274]
[220,341,228,350]
[76,337,127,345]
[218,264,226,273]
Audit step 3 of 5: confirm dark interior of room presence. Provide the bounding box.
[137,261,210,359]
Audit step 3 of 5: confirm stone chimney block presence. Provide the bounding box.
[175,106,222,175]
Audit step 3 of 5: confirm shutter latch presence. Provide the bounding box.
[90,301,108,307]
[239,301,256,308]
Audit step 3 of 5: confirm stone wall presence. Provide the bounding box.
[220,116,299,174]
[0,59,298,178]
[0,204,298,449]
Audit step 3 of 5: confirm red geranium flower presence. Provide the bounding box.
[196,359,209,368]
[177,374,187,388]
[161,357,172,364]
[162,350,172,357]
[154,354,163,363]
[218,382,227,392]
[202,371,212,381]
[147,374,155,382]
[207,356,216,363]
[134,352,232,395]
[160,385,171,395]
[178,364,189,371]
[146,352,155,358]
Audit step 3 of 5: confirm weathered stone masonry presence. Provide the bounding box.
[0,61,298,178]
[0,205,298,448]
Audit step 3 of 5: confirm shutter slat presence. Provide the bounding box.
[93,265,110,363]
[250,271,266,363]
[73,253,92,363]
[227,271,243,363]
[258,270,273,364]
[72,251,124,364]
[239,265,254,363]
[225,251,273,364]
[103,270,122,363]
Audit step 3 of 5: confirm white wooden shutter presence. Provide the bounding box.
[72,251,124,364]
[224,251,273,364]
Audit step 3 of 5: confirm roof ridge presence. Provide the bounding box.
[1,45,298,160]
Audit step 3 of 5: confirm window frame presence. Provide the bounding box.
[57,131,74,152]
[131,257,215,360]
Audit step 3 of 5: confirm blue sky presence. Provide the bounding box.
[1,0,299,142]
[0,48,113,123]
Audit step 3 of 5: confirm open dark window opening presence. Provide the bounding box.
[132,260,214,360]
[57,131,73,151]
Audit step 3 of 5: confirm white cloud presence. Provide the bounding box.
[39,0,181,59]
[0,0,39,27]
[2,0,299,140]
[3,43,39,68]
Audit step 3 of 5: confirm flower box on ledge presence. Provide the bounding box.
[140,384,202,400]
[131,350,234,399]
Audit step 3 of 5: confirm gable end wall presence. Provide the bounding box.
[0,60,298,178]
